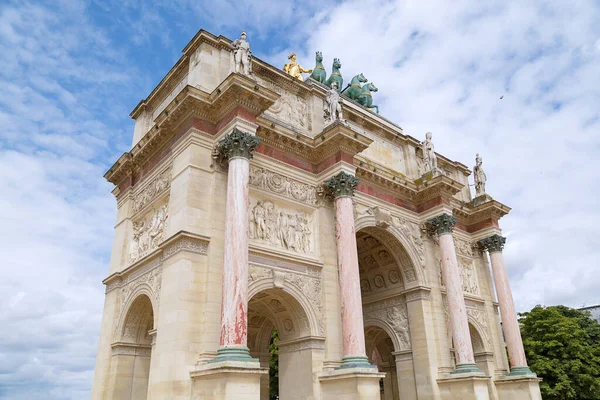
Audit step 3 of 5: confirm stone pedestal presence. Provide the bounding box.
[319,367,385,400]
[190,360,267,400]
[494,376,543,400]
[437,375,491,400]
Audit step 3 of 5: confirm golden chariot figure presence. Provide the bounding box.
[283,53,312,81]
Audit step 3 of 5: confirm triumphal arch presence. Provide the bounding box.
[91,29,542,400]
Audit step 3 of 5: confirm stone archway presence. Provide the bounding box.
[365,325,400,400]
[248,288,323,400]
[357,227,419,400]
[109,294,154,400]
[355,211,426,287]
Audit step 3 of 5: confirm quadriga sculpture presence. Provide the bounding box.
[309,51,326,83]
[357,82,379,114]
[324,58,343,91]
[341,73,368,101]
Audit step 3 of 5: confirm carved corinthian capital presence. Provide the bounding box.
[324,171,360,198]
[478,234,506,253]
[426,213,456,236]
[217,128,261,162]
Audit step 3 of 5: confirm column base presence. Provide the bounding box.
[190,359,267,400]
[494,375,542,400]
[337,356,377,369]
[208,346,258,363]
[451,363,485,375]
[438,374,491,400]
[319,366,385,400]
[506,366,537,377]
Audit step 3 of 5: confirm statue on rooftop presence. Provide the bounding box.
[309,51,327,83]
[474,153,487,196]
[422,132,438,173]
[324,58,343,91]
[341,73,368,101]
[283,53,312,81]
[324,81,343,125]
[357,82,379,114]
[230,30,252,76]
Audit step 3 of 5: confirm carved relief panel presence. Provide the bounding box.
[249,197,314,256]
[254,76,312,132]
[129,198,169,264]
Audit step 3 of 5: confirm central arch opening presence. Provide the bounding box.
[356,227,417,400]
[247,287,315,400]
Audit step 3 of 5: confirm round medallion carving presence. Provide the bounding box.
[388,270,400,284]
[374,274,386,288]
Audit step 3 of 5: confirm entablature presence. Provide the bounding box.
[105,73,279,188]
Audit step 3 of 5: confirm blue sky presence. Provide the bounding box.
[0,0,599,398]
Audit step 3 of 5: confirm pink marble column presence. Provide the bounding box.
[479,235,535,376]
[325,171,374,368]
[428,214,480,373]
[213,128,260,362]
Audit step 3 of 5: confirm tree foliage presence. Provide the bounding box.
[519,305,600,400]
[269,329,279,400]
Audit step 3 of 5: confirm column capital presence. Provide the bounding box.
[426,213,456,235]
[216,128,261,162]
[324,171,360,198]
[478,234,506,253]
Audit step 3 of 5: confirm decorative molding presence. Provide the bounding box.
[403,287,431,303]
[427,213,456,236]
[278,337,325,354]
[393,350,413,362]
[478,234,506,253]
[111,342,152,357]
[105,231,210,294]
[324,171,359,198]
[161,234,209,259]
[391,215,426,269]
[249,165,318,205]
[363,297,411,350]
[132,168,171,215]
[466,303,492,347]
[285,271,324,336]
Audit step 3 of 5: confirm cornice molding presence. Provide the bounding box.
[257,118,373,166]
[453,198,511,228]
[103,230,210,292]
[105,74,279,186]
[413,175,464,205]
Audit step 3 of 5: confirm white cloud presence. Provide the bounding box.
[0,1,137,398]
[279,0,600,311]
[0,0,598,398]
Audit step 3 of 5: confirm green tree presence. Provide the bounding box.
[269,329,279,400]
[519,305,600,399]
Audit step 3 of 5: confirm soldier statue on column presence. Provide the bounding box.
[474,153,487,196]
[230,30,252,76]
